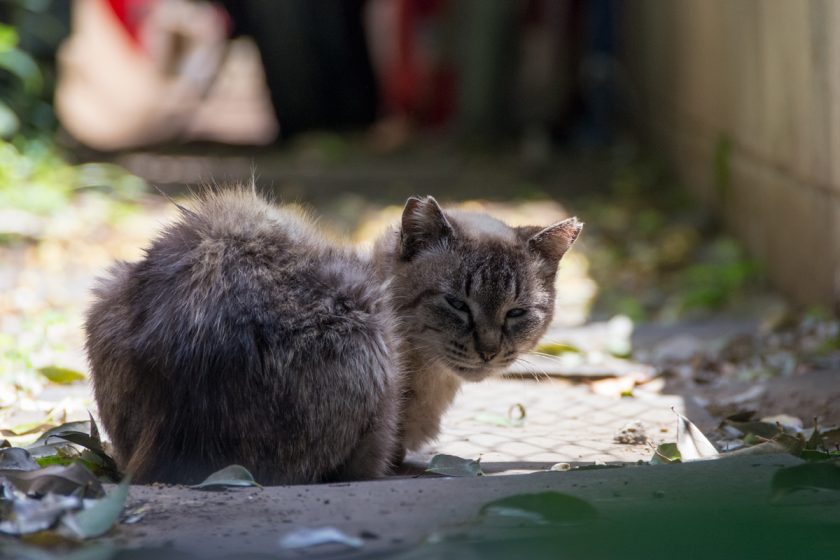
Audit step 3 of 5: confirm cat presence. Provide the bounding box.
[373,197,581,460]
[85,188,581,484]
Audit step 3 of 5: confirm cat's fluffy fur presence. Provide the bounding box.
[85,189,581,484]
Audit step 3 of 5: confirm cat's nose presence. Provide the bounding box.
[478,351,498,363]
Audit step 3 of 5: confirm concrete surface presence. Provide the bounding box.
[4,453,830,559]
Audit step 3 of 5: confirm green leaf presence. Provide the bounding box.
[62,479,130,539]
[650,442,681,464]
[801,449,833,461]
[0,24,19,52]
[426,454,484,477]
[535,342,582,356]
[190,465,260,490]
[0,48,42,93]
[0,100,19,138]
[37,366,85,384]
[51,431,119,479]
[28,421,92,448]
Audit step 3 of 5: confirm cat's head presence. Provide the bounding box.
[391,196,582,382]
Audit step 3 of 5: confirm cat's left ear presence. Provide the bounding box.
[519,217,583,268]
[400,196,454,260]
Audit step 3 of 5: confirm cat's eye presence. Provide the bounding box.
[445,296,469,312]
[506,308,527,318]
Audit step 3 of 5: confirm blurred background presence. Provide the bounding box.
[1,1,839,452]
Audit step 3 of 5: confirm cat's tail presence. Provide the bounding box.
[122,415,165,483]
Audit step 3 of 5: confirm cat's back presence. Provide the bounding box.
[130,189,371,327]
[154,188,329,278]
[86,189,399,485]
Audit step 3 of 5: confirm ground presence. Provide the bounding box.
[2,141,840,557]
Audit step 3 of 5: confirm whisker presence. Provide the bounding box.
[514,356,552,384]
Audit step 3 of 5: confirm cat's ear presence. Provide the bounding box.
[400,196,454,260]
[519,217,582,269]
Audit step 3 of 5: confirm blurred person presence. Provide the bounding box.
[55,0,277,150]
[56,0,382,151]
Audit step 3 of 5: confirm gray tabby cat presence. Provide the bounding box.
[85,189,581,484]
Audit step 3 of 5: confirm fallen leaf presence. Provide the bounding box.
[0,483,82,536]
[61,480,130,539]
[26,442,78,461]
[279,527,364,550]
[87,413,101,444]
[801,449,834,461]
[760,415,803,431]
[21,421,119,479]
[725,410,758,422]
[0,448,39,471]
[1,422,55,438]
[821,427,840,448]
[122,504,148,525]
[673,408,718,461]
[770,432,806,457]
[535,342,582,356]
[508,403,526,421]
[650,442,681,464]
[36,366,85,384]
[0,462,104,498]
[480,492,598,526]
[190,465,260,490]
[721,419,780,440]
[27,421,92,448]
[723,440,790,457]
[590,376,636,398]
[426,454,483,477]
[50,432,119,479]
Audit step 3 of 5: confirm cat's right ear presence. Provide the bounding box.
[518,217,583,274]
[400,196,454,260]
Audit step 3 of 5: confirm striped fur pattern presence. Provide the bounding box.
[373,196,582,454]
[85,189,581,484]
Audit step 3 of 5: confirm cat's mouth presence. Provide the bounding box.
[447,361,496,382]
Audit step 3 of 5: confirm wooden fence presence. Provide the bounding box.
[624,0,839,305]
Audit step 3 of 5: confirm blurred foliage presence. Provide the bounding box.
[580,150,764,323]
[0,137,147,215]
[0,21,44,138]
[0,0,69,138]
[0,12,145,217]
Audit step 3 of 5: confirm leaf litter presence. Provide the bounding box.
[0,416,130,540]
[0,475,128,538]
[426,454,484,477]
[651,407,840,466]
[190,465,261,490]
[279,527,365,550]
